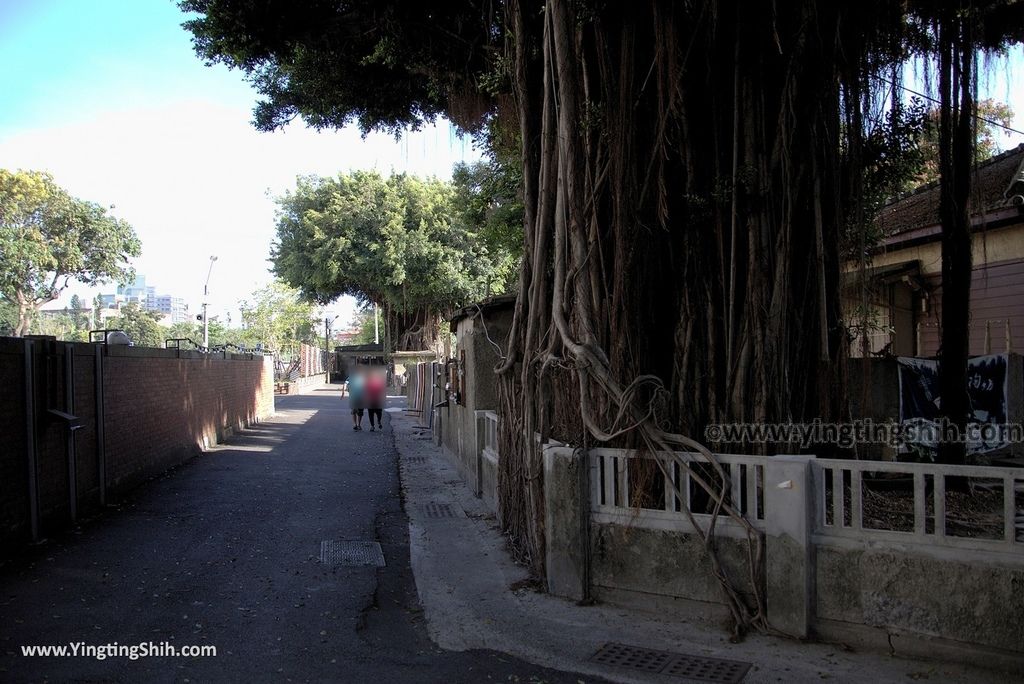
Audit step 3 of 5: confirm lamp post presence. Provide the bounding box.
[202,255,218,349]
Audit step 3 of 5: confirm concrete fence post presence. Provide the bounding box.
[543,446,588,601]
[473,411,487,497]
[763,454,814,638]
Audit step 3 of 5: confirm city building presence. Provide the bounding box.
[97,275,190,325]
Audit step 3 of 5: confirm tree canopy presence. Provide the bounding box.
[272,170,513,350]
[239,279,320,352]
[914,98,1016,187]
[184,0,1024,635]
[0,169,141,336]
[107,301,164,347]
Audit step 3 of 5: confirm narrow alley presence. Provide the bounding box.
[0,388,595,683]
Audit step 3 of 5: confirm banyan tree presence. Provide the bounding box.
[184,0,1024,635]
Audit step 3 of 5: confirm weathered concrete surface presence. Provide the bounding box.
[590,524,757,604]
[544,447,587,600]
[395,408,1017,683]
[815,545,1024,653]
[764,455,814,638]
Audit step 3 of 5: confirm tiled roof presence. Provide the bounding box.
[875,143,1024,237]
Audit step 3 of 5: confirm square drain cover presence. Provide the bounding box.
[590,643,749,682]
[319,540,385,567]
[419,503,459,519]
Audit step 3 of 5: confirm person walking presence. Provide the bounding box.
[347,367,365,430]
[365,369,386,432]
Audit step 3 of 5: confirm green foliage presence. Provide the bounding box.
[239,280,320,352]
[452,157,522,292]
[0,299,15,335]
[107,302,164,348]
[181,0,496,133]
[0,169,141,336]
[272,171,512,327]
[914,98,1016,186]
[166,321,201,344]
[347,307,380,346]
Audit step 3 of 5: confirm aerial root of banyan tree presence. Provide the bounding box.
[489,0,1003,639]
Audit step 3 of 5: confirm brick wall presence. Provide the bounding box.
[0,338,274,553]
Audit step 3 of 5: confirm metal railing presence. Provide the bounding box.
[812,458,1024,554]
[589,449,766,539]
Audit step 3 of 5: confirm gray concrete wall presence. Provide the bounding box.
[814,545,1024,653]
[590,524,756,606]
[438,306,512,506]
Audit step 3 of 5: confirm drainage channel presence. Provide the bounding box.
[590,643,751,683]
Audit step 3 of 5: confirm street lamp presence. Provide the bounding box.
[202,255,218,349]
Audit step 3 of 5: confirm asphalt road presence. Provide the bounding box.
[0,388,598,683]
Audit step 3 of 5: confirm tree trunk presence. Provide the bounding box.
[936,13,975,465]
[495,2,855,629]
[14,291,35,337]
[384,304,441,353]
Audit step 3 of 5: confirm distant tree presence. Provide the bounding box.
[347,307,379,346]
[0,170,141,336]
[451,157,522,294]
[166,321,201,345]
[273,171,509,351]
[66,294,91,339]
[92,295,105,329]
[0,299,15,335]
[239,280,320,352]
[914,99,1015,186]
[107,302,164,347]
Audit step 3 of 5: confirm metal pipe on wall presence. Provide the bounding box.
[24,339,40,543]
[64,344,78,524]
[95,347,106,507]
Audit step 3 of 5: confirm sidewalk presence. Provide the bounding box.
[392,409,1010,684]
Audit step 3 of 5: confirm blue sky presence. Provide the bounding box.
[0,1,1021,326]
[0,0,480,326]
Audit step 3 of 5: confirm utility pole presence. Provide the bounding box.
[374,303,379,345]
[202,255,218,349]
[324,315,336,384]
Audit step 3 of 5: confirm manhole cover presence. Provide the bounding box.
[319,540,385,567]
[419,503,460,519]
[590,643,750,682]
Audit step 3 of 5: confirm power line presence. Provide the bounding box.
[875,75,1024,137]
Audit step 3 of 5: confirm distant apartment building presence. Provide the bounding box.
[98,275,189,325]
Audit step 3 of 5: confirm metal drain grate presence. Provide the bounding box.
[663,655,750,681]
[319,540,385,567]
[419,503,459,519]
[590,643,750,683]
